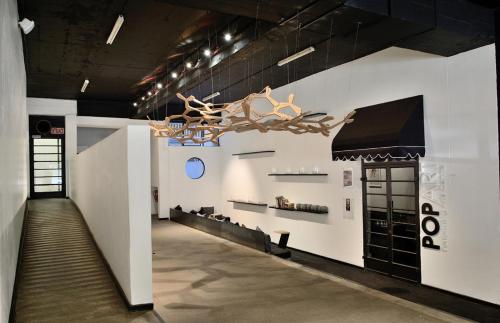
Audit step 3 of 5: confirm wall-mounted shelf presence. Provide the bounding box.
[228,200,268,207]
[268,173,328,176]
[232,150,275,156]
[303,112,327,119]
[269,206,328,214]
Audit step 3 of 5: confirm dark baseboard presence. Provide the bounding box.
[282,244,364,270]
[9,200,29,323]
[283,244,500,313]
[70,200,154,312]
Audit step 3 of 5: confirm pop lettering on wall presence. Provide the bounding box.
[420,163,448,252]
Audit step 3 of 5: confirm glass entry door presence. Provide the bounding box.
[29,116,66,198]
[362,161,420,282]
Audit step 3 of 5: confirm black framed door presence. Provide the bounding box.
[362,161,420,282]
[29,116,66,199]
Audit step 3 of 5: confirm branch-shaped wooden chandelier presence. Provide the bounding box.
[149,86,355,144]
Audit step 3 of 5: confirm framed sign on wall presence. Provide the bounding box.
[367,168,382,188]
[343,168,353,187]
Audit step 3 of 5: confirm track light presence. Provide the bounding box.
[277,46,315,67]
[19,18,35,34]
[186,62,193,69]
[106,15,124,45]
[80,79,89,93]
[157,83,163,89]
[133,102,138,107]
[203,49,211,57]
[224,33,232,42]
[202,92,220,102]
[171,72,178,79]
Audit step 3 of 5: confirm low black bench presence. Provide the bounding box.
[170,209,291,258]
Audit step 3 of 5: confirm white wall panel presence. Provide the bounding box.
[72,125,152,305]
[0,0,28,321]
[157,141,222,218]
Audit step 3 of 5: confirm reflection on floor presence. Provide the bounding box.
[152,219,466,323]
[15,199,159,323]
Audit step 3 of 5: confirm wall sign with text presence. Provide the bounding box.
[420,162,448,252]
[50,127,65,135]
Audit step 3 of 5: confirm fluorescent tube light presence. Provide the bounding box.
[80,79,89,92]
[106,15,124,45]
[202,92,220,101]
[277,46,315,67]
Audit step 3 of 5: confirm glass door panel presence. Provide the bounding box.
[31,137,64,197]
[363,163,420,282]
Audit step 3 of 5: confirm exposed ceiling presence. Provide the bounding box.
[18,0,498,119]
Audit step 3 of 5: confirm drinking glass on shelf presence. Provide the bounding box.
[271,167,277,174]
[313,166,320,174]
[299,167,306,174]
[286,167,292,174]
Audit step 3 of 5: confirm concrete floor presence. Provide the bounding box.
[152,219,469,323]
[15,200,469,323]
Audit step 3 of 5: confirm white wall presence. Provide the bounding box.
[418,46,500,305]
[27,97,77,116]
[157,140,222,218]
[216,45,500,304]
[71,125,153,305]
[76,116,150,129]
[77,127,117,153]
[0,0,28,321]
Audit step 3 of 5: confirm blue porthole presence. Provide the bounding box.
[185,157,205,179]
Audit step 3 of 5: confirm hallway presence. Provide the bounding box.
[151,219,467,323]
[14,199,158,323]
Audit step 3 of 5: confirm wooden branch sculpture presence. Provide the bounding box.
[149,86,355,144]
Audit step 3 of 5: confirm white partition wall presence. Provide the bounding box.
[71,125,152,306]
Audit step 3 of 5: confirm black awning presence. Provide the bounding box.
[332,95,425,161]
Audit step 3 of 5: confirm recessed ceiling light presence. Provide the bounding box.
[80,79,89,93]
[157,83,163,89]
[171,72,178,79]
[186,62,193,69]
[133,102,138,107]
[224,33,232,42]
[203,49,211,57]
[147,91,152,96]
[141,96,145,101]
[106,15,124,45]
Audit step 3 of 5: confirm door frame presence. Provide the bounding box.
[29,115,66,199]
[361,159,421,282]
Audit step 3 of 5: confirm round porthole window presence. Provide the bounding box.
[36,120,52,134]
[185,157,205,179]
